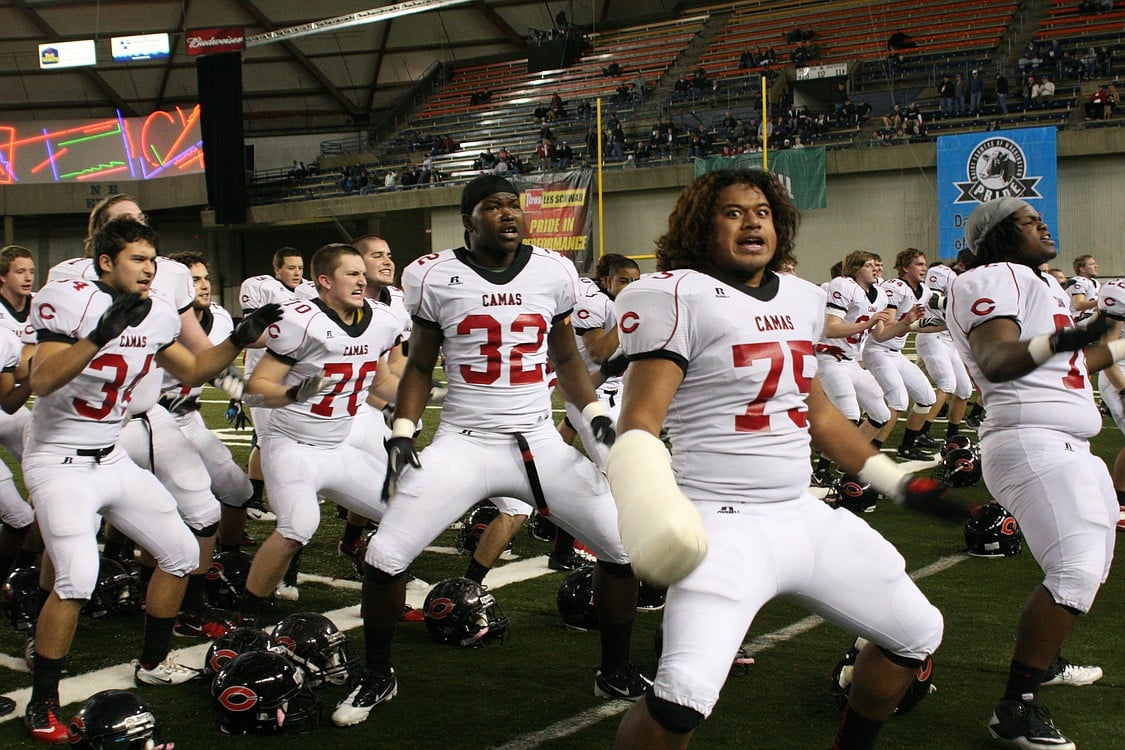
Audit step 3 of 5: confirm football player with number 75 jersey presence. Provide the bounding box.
[234,243,404,627]
[606,170,947,750]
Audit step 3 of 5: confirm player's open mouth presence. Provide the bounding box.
[738,236,765,248]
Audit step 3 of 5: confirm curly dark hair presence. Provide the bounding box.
[655,169,799,273]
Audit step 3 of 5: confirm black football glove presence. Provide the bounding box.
[382,437,421,500]
[226,399,249,430]
[88,293,152,347]
[599,354,630,379]
[1049,313,1113,353]
[591,415,616,447]
[899,476,974,523]
[230,303,283,348]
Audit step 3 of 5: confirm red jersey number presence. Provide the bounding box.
[731,341,814,432]
[458,313,547,386]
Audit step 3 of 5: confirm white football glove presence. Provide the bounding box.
[286,371,330,403]
[605,430,708,587]
[210,364,245,401]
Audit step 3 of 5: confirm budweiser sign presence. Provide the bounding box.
[186,27,246,56]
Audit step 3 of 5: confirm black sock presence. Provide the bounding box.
[871,439,884,449]
[464,557,490,585]
[816,456,832,474]
[833,705,884,750]
[341,522,365,546]
[552,528,576,559]
[920,420,933,436]
[1002,659,1047,703]
[31,654,66,704]
[249,478,264,502]
[946,422,961,440]
[218,541,241,553]
[363,621,397,672]
[900,428,920,450]
[181,574,206,615]
[139,615,176,669]
[598,619,635,673]
[15,548,37,568]
[969,402,985,418]
[1116,489,1125,505]
[284,549,302,586]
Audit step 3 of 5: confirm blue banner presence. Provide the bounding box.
[936,126,1058,259]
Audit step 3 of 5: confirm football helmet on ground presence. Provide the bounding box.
[941,447,982,487]
[205,551,253,610]
[455,503,510,556]
[67,689,168,749]
[423,577,510,647]
[965,501,1022,557]
[212,650,320,735]
[556,565,598,631]
[830,637,935,714]
[204,627,277,677]
[833,478,879,514]
[0,566,41,631]
[82,558,141,619]
[272,612,359,688]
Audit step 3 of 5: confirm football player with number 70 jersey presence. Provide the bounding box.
[234,244,403,627]
[606,170,945,750]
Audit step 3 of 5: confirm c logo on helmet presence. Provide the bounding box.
[427,596,455,620]
[915,656,933,681]
[275,635,297,650]
[210,648,238,673]
[971,298,996,316]
[219,686,259,712]
[1000,517,1018,536]
[206,562,225,581]
[68,716,86,741]
[954,456,976,473]
[619,311,639,333]
[842,481,864,497]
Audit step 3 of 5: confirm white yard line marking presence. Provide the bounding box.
[489,553,969,750]
[0,556,557,722]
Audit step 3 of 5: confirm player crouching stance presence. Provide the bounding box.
[606,170,946,750]
[23,218,278,743]
[235,243,403,626]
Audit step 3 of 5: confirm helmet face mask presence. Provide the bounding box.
[941,448,982,487]
[212,651,321,735]
[965,501,1022,557]
[205,551,253,610]
[271,612,359,688]
[424,577,510,647]
[556,565,598,631]
[832,478,879,514]
[82,558,141,619]
[68,689,166,749]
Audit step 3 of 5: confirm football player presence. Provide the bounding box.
[1094,279,1125,532]
[1066,254,1099,321]
[915,261,974,443]
[333,175,648,727]
[23,218,278,742]
[864,249,939,460]
[605,169,944,750]
[948,198,1119,749]
[234,243,404,627]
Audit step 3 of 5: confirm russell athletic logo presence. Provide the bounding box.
[954,137,1042,203]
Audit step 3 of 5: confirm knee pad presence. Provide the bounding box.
[911,403,934,415]
[878,645,927,671]
[597,559,634,579]
[645,692,704,734]
[191,521,219,538]
[363,563,405,586]
[865,416,887,430]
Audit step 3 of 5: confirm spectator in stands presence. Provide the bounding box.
[688,133,707,159]
[576,99,592,120]
[555,141,573,169]
[1082,47,1099,79]
[1019,41,1042,73]
[634,71,647,99]
[1105,83,1119,119]
[832,82,849,115]
[1085,84,1109,119]
[1034,75,1056,106]
[887,31,918,51]
[969,70,984,115]
[609,123,626,161]
[533,103,553,122]
[691,68,710,101]
[537,137,557,169]
[995,72,1010,115]
[634,140,652,163]
[673,74,691,102]
[882,103,904,129]
[739,50,756,69]
[603,61,622,77]
[550,92,566,118]
[953,73,967,115]
[938,76,954,117]
[1097,46,1113,77]
[1023,74,1038,103]
[383,170,396,190]
[615,83,631,104]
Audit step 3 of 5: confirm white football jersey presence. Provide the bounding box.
[0,327,21,373]
[868,278,931,352]
[0,295,36,345]
[616,270,824,503]
[1067,275,1099,319]
[926,264,957,296]
[820,276,887,359]
[402,244,577,431]
[262,298,402,447]
[240,274,308,377]
[949,263,1101,438]
[160,303,235,397]
[372,285,412,343]
[28,279,180,451]
[572,277,620,380]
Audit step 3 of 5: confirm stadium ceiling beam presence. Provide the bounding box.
[155,0,193,111]
[10,0,138,116]
[233,0,362,119]
[364,20,394,115]
[469,0,527,49]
